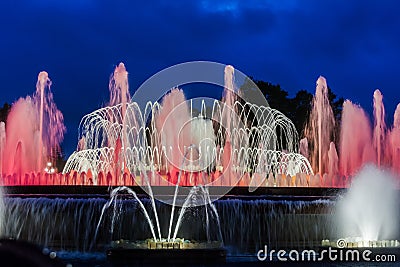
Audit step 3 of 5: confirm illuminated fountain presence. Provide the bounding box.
[60,63,314,257]
[304,76,335,176]
[63,63,313,187]
[322,165,400,248]
[61,68,400,188]
[94,185,224,257]
[2,63,400,189]
[303,76,400,187]
[0,71,65,183]
[0,62,399,264]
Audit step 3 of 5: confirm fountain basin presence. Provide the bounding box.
[106,239,226,262]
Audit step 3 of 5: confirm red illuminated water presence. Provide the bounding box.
[339,100,374,177]
[1,72,65,180]
[2,66,400,187]
[304,77,335,175]
[390,104,400,174]
[307,80,400,181]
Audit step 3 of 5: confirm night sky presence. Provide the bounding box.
[1,0,400,156]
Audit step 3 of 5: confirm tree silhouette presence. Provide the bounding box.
[0,103,11,123]
[255,80,290,116]
[289,90,314,135]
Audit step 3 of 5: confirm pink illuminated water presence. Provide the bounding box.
[221,65,235,185]
[305,83,400,181]
[339,100,374,177]
[302,77,400,184]
[108,62,130,108]
[299,138,309,158]
[327,142,338,176]
[110,63,130,177]
[154,88,216,178]
[3,64,400,187]
[390,104,400,174]
[304,76,335,175]
[155,88,191,175]
[37,72,46,171]
[1,72,65,179]
[373,90,386,167]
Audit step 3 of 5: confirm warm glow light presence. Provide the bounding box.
[44,162,55,174]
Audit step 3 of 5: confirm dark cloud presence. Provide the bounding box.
[1,0,400,154]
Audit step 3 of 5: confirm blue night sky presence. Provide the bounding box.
[1,0,400,156]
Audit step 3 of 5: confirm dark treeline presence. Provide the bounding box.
[0,103,11,123]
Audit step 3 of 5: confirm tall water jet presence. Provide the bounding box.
[35,71,65,171]
[339,100,374,178]
[64,62,312,187]
[3,98,37,174]
[221,66,235,175]
[304,83,400,179]
[109,62,130,136]
[304,76,335,175]
[110,63,130,178]
[389,104,400,174]
[373,89,386,167]
[37,72,47,171]
[154,88,192,175]
[336,165,399,241]
[2,72,65,178]
[220,65,241,185]
[108,62,130,108]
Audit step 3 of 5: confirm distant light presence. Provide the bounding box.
[44,162,55,174]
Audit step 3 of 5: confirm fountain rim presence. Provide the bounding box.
[1,185,346,200]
